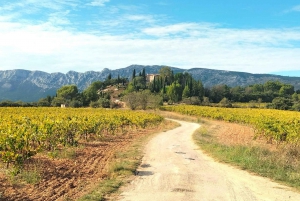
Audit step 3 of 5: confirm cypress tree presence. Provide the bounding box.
[132,69,136,80]
[142,68,146,82]
[107,73,112,80]
[153,76,157,92]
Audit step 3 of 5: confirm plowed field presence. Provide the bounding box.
[0,121,174,201]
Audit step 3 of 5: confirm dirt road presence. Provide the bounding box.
[118,119,300,201]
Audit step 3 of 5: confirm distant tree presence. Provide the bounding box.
[251,84,264,93]
[89,101,101,108]
[209,85,230,103]
[264,81,282,93]
[268,97,293,110]
[167,81,182,103]
[292,92,299,101]
[124,82,135,94]
[219,98,232,108]
[182,85,191,99]
[132,69,136,80]
[139,90,150,110]
[117,74,120,83]
[124,92,139,110]
[133,76,146,91]
[230,86,246,102]
[56,85,79,101]
[292,103,300,111]
[142,68,146,78]
[37,98,51,107]
[82,81,104,106]
[194,80,204,100]
[279,84,294,97]
[69,100,82,108]
[159,66,173,85]
[202,97,210,106]
[51,97,66,107]
[141,68,147,84]
[107,73,112,80]
[98,98,110,108]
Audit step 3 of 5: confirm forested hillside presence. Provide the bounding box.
[1,65,300,102]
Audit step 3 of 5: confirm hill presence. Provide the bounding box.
[0,65,300,102]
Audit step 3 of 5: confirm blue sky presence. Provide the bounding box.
[0,0,300,76]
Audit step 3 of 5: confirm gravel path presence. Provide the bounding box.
[118,119,300,201]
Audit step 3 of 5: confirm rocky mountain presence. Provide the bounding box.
[1,65,300,102]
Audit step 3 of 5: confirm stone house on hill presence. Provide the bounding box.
[146,74,160,83]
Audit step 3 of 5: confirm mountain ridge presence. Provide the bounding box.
[1,65,300,102]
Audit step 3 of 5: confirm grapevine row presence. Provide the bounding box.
[161,105,300,145]
[0,108,163,171]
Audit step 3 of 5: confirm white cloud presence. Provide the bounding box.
[284,5,300,13]
[0,19,300,74]
[48,11,71,26]
[157,2,169,6]
[0,14,18,22]
[143,23,300,47]
[143,23,200,37]
[94,14,159,35]
[291,5,300,12]
[0,0,79,14]
[87,0,110,7]
[124,15,155,23]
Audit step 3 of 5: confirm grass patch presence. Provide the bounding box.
[193,124,300,190]
[6,165,42,185]
[78,179,123,201]
[48,147,78,159]
[19,166,42,184]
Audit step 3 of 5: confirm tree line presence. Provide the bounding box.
[204,80,300,110]
[0,74,128,108]
[0,67,299,111]
[123,67,300,111]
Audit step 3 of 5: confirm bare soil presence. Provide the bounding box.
[0,121,174,201]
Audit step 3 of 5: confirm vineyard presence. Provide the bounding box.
[161,105,300,145]
[0,107,163,172]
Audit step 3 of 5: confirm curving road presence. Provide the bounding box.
[118,119,300,201]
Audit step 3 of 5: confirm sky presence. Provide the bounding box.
[0,0,300,76]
